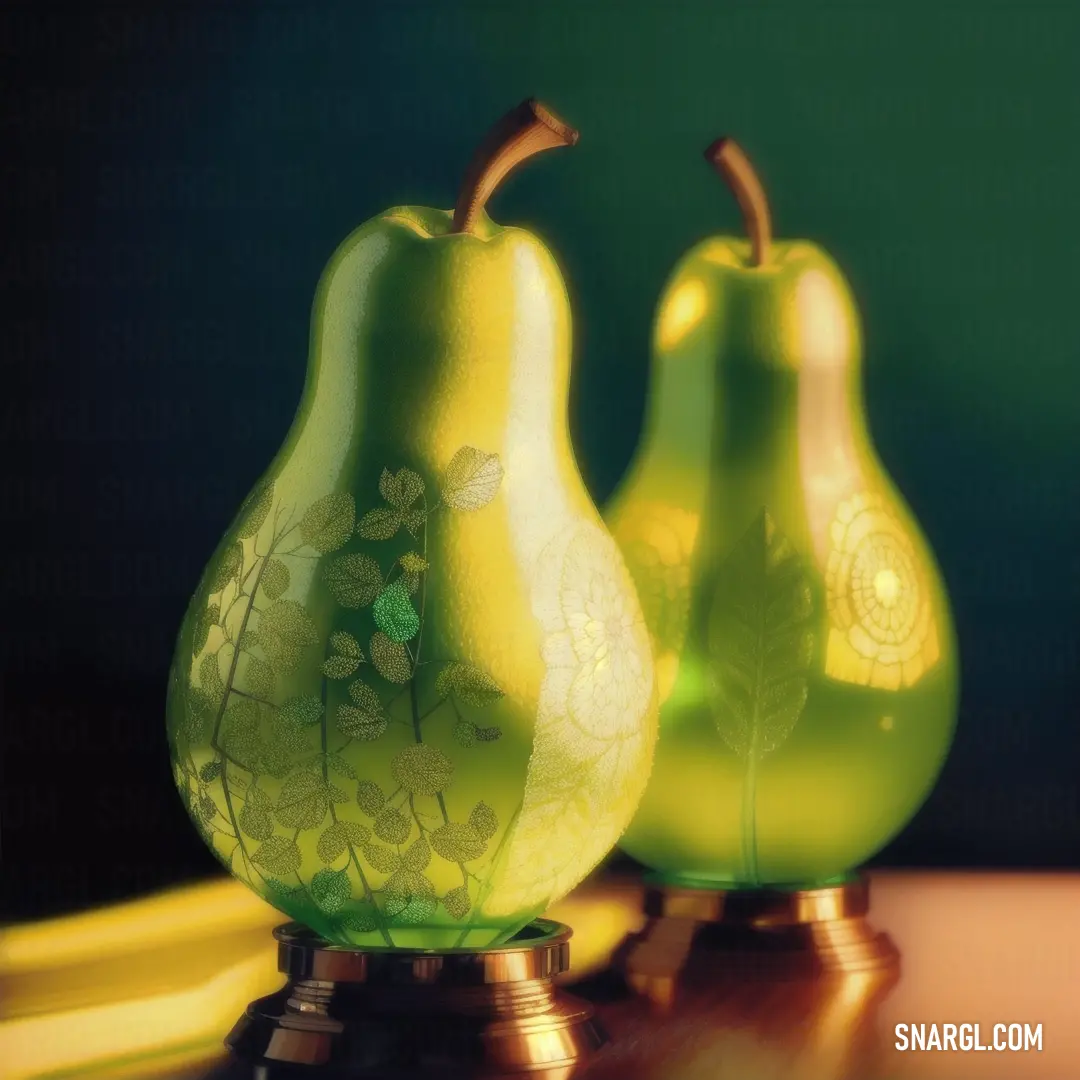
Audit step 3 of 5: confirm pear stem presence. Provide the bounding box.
[705,138,772,267]
[451,98,579,235]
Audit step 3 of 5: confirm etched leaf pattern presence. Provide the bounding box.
[708,509,816,760]
[170,446,523,946]
[441,447,503,511]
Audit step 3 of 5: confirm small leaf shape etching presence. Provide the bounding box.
[324,553,383,609]
[311,867,352,913]
[379,466,424,509]
[356,507,402,540]
[708,509,816,760]
[299,492,356,553]
[436,663,505,708]
[372,580,420,643]
[234,480,275,539]
[252,835,302,877]
[391,745,454,796]
[260,559,290,600]
[441,447,504,511]
[707,508,817,884]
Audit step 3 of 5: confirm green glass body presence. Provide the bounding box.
[607,237,958,889]
[167,206,658,948]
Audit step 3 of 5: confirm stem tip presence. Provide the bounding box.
[704,136,773,268]
[451,99,578,235]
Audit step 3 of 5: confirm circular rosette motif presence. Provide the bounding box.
[483,521,658,917]
[824,492,940,690]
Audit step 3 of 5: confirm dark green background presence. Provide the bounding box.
[2,0,1079,918]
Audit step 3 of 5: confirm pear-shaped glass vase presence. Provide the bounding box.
[607,139,958,889]
[167,101,658,949]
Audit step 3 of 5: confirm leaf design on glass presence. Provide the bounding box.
[199,653,224,703]
[402,507,425,538]
[708,509,816,760]
[209,542,243,593]
[435,662,504,708]
[324,553,383,609]
[430,822,487,863]
[317,820,370,863]
[260,558,290,601]
[222,699,258,736]
[397,551,427,595]
[192,603,219,656]
[298,492,356,553]
[310,867,352,913]
[197,794,218,823]
[383,871,437,924]
[341,904,379,933]
[372,581,420,643]
[260,744,294,779]
[356,780,385,817]
[199,760,223,783]
[259,600,318,648]
[270,713,310,753]
[442,885,472,921]
[331,630,364,659]
[453,720,477,747]
[264,877,305,902]
[356,507,402,540]
[324,652,362,678]
[247,629,302,675]
[401,836,431,872]
[369,632,412,684]
[374,807,411,845]
[323,654,360,680]
[245,657,275,699]
[251,835,301,877]
[275,767,346,830]
[441,446,503,511]
[221,699,260,766]
[323,752,357,780]
[235,480,275,539]
[379,467,424,509]
[279,696,323,728]
[475,726,502,742]
[391,745,454,796]
[336,681,386,741]
[247,785,273,811]
[239,798,274,841]
[362,842,401,875]
[468,801,498,841]
[183,691,211,741]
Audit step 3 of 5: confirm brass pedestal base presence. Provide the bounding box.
[620,875,899,1008]
[226,920,605,1079]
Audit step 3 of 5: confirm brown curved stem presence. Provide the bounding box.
[704,137,772,267]
[451,98,578,235]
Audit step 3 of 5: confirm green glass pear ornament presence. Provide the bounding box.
[167,100,658,950]
[607,138,958,890]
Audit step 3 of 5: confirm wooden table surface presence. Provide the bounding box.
[2,870,1077,1080]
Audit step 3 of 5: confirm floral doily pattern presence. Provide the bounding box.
[824,491,939,690]
[485,521,658,916]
